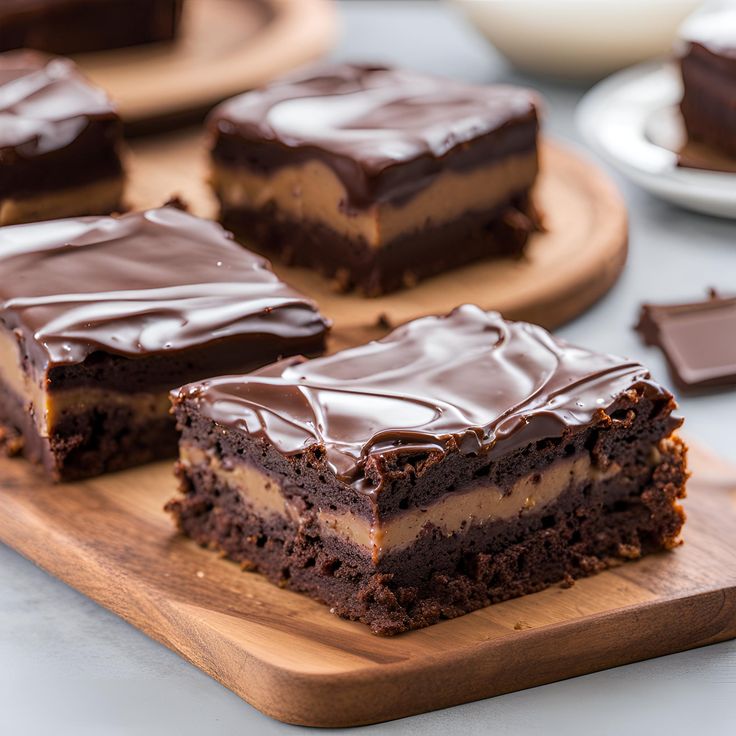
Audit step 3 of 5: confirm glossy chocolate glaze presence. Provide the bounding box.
[176,305,675,490]
[209,64,539,207]
[636,291,736,391]
[0,49,122,197]
[0,206,330,370]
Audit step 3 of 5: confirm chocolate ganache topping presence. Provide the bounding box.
[0,206,329,368]
[209,64,539,207]
[0,49,117,154]
[177,305,675,488]
[0,49,122,197]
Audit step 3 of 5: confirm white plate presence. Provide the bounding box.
[576,61,736,218]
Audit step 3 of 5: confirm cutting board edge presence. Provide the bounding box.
[2,499,735,727]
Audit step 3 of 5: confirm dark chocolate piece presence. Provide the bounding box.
[0,0,184,55]
[169,305,686,634]
[0,49,124,222]
[636,291,736,391]
[0,205,329,479]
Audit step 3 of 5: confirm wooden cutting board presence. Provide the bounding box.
[0,441,734,727]
[74,0,337,129]
[125,131,629,333]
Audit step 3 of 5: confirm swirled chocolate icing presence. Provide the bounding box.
[209,64,539,207]
[0,206,330,369]
[0,49,122,197]
[176,305,674,484]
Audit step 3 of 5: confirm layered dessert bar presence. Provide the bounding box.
[0,0,184,55]
[679,10,736,158]
[168,305,687,635]
[0,50,125,226]
[0,205,329,480]
[208,64,541,295]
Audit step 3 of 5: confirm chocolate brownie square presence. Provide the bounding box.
[168,306,687,634]
[208,64,541,295]
[0,205,329,480]
[0,50,125,225]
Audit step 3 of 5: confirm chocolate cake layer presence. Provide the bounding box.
[0,0,184,55]
[0,205,329,479]
[208,64,540,294]
[679,11,736,158]
[168,306,687,633]
[169,437,686,635]
[0,50,124,224]
[221,194,538,294]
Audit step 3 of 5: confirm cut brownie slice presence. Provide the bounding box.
[0,50,125,225]
[167,305,687,635]
[0,0,184,55]
[0,205,329,480]
[678,10,736,158]
[208,64,541,295]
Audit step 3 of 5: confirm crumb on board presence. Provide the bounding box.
[375,313,392,330]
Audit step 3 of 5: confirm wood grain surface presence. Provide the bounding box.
[126,131,628,334]
[0,442,734,727]
[74,0,337,127]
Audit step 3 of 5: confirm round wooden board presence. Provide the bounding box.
[72,0,337,126]
[127,130,628,338]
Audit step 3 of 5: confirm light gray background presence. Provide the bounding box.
[2,2,735,734]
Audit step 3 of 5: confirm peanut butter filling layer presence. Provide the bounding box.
[210,152,537,248]
[0,177,124,226]
[179,443,621,562]
[0,328,170,436]
[43,388,172,429]
[0,328,47,429]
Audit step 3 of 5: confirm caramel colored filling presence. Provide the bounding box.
[0,177,124,226]
[0,328,48,429]
[210,152,537,248]
[44,388,172,429]
[179,444,621,562]
[0,328,169,436]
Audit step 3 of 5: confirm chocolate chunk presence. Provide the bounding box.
[636,291,736,391]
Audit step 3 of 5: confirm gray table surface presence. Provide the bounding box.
[3,2,736,734]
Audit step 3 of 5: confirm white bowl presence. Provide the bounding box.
[449,0,704,80]
[577,60,736,218]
